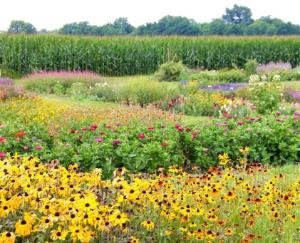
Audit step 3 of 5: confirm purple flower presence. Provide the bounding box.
[257,62,292,73]
[201,83,247,92]
[95,137,104,143]
[0,78,13,86]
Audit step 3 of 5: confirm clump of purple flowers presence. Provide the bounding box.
[0,77,13,86]
[283,88,300,102]
[257,62,292,73]
[201,83,247,92]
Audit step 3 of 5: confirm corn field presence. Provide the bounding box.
[0,35,300,76]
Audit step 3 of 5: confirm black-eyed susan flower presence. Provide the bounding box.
[141,220,155,231]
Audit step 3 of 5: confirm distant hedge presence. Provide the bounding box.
[0,35,300,76]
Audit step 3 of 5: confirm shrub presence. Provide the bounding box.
[278,70,300,81]
[189,69,248,84]
[181,91,225,116]
[90,82,117,102]
[244,59,258,75]
[192,115,299,168]
[117,80,177,107]
[249,77,282,114]
[155,61,186,81]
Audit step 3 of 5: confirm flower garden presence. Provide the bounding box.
[0,37,300,242]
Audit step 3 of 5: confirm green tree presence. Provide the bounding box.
[139,16,200,35]
[112,17,135,34]
[245,20,276,35]
[8,20,37,34]
[222,5,253,25]
[59,21,95,35]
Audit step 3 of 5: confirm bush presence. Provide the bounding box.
[248,77,282,114]
[117,80,177,107]
[244,59,258,75]
[155,61,186,81]
[278,70,300,81]
[191,115,299,168]
[189,69,248,84]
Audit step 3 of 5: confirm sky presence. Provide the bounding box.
[1,0,299,30]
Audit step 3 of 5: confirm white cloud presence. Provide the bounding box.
[0,0,299,30]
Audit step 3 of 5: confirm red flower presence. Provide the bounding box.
[0,136,6,143]
[138,132,145,140]
[175,124,184,132]
[112,140,121,146]
[90,124,98,131]
[0,152,6,159]
[16,131,26,138]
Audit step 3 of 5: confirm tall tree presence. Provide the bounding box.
[8,20,37,34]
[112,17,135,34]
[222,5,253,25]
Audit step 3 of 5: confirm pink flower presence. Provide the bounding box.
[0,136,6,143]
[0,152,6,159]
[138,133,145,140]
[35,145,43,151]
[112,140,121,146]
[95,137,104,143]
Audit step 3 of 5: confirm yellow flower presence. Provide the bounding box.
[239,147,250,154]
[225,228,234,236]
[109,211,129,227]
[15,219,32,237]
[128,236,139,243]
[50,226,68,241]
[0,232,15,243]
[218,153,230,166]
[141,220,155,231]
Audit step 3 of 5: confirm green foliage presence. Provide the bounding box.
[222,4,253,25]
[189,69,248,84]
[244,59,258,75]
[22,72,103,95]
[59,18,135,36]
[155,61,186,82]
[117,80,175,107]
[1,35,300,76]
[1,112,298,177]
[135,16,200,35]
[8,20,37,34]
[192,116,299,168]
[249,78,282,114]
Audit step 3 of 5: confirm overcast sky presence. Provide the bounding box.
[1,0,299,30]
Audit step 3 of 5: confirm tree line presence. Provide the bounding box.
[6,5,300,36]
